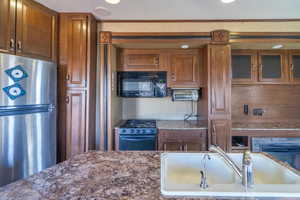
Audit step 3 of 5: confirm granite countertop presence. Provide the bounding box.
[232,122,300,131]
[0,151,212,200]
[0,151,299,200]
[157,120,208,130]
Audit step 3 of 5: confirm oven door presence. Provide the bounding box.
[262,144,300,170]
[119,135,156,151]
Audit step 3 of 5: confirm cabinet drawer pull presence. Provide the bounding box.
[9,39,15,50]
[163,144,167,151]
[17,41,22,51]
[65,96,70,104]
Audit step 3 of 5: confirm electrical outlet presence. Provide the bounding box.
[243,104,249,115]
[253,108,264,116]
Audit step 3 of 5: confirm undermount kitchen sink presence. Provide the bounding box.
[161,153,300,198]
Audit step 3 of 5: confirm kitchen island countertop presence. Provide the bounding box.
[0,151,299,200]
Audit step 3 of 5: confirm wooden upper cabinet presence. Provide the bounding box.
[169,51,200,88]
[289,51,300,83]
[16,0,57,61]
[65,15,88,88]
[120,49,161,71]
[0,0,16,54]
[231,50,258,84]
[258,50,288,83]
[209,45,231,117]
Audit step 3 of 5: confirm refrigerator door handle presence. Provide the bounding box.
[0,104,54,116]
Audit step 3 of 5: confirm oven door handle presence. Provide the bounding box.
[120,136,156,142]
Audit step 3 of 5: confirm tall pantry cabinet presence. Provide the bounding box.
[58,14,97,161]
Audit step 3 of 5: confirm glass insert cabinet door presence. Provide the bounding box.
[231,50,258,84]
[258,51,288,82]
[289,51,300,83]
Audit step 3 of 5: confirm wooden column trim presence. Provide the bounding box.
[211,30,230,44]
[99,31,112,44]
[98,31,113,151]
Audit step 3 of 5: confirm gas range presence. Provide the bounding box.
[119,119,157,135]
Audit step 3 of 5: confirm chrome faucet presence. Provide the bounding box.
[200,153,211,189]
[209,145,254,188]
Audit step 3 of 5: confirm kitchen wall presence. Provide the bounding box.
[232,85,300,123]
[122,97,197,120]
[98,21,300,32]
[110,46,123,127]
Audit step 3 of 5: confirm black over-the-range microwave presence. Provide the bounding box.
[117,71,167,97]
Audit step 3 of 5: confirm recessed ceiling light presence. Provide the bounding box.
[181,44,189,49]
[105,0,120,4]
[272,44,284,49]
[221,0,235,3]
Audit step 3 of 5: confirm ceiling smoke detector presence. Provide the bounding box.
[272,44,284,49]
[94,7,111,16]
[105,0,120,4]
[221,0,236,3]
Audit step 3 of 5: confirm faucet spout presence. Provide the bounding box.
[209,145,242,178]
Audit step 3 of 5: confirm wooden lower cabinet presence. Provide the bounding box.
[65,90,86,158]
[158,129,207,152]
[210,120,231,152]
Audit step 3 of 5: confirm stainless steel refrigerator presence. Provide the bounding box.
[0,53,57,186]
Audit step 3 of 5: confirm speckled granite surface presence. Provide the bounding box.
[157,120,208,130]
[0,151,299,200]
[232,122,300,131]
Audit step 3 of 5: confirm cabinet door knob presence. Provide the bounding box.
[65,96,70,104]
[9,39,15,50]
[154,57,159,65]
[171,72,176,80]
[17,41,22,52]
[66,74,70,81]
[184,144,188,152]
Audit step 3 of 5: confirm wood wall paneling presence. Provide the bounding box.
[232,85,300,123]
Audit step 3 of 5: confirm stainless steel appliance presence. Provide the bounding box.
[0,53,57,186]
[252,137,300,170]
[172,89,199,101]
[117,72,167,97]
[116,120,157,151]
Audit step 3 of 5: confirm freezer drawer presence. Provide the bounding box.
[0,111,56,186]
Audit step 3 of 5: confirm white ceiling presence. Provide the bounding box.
[35,0,300,20]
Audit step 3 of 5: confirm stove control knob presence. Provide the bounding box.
[131,129,135,134]
[136,129,140,134]
[122,129,127,134]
